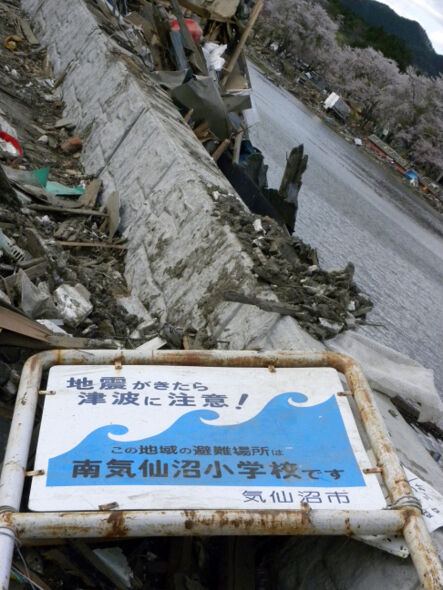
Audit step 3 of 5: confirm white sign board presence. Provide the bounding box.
[29,365,385,511]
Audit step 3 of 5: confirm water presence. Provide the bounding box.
[247,64,443,392]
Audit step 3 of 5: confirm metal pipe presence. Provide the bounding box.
[0,527,15,590]
[403,508,443,588]
[0,349,441,590]
[3,509,407,538]
[0,353,45,512]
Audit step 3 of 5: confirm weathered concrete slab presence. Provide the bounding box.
[21,0,320,348]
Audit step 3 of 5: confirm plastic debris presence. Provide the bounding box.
[0,130,22,157]
[170,18,203,43]
[203,42,227,71]
[45,180,84,196]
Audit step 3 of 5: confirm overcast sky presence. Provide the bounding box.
[380,0,443,54]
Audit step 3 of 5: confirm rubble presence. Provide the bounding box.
[53,283,93,327]
[211,193,372,340]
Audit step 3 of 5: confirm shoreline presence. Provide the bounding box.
[246,47,443,217]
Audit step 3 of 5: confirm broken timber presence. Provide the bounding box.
[223,290,309,320]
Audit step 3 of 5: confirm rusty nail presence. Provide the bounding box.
[98,501,119,511]
[337,390,353,396]
[268,365,276,373]
[363,467,383,474]
[25,469,45,477]
[114,358,122,370]
[38,390,55,395]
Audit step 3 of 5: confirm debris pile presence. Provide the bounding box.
[0,0,375,361]
[69,0,372,340]
[212,192,373,340]
[0,1,203,371]
[81,0,307,230]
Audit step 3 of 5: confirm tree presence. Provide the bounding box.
[257,0,443,177]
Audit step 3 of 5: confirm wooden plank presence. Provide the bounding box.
[46,335,118,349]
[159,0,210,19]
[178,0,210,18]
[279,145,307,201]
[169,0,207,74]
[223,290,308,320]
[169,0,195,51]
[55,241,127,250]
[232,130,243,164]
[212,138,230,162]
[19,18,39,45]
[221,0,263,88]
[105,190,120,238]
[0,306,51,342]
[183,108,194,123]
[77,178,102,208]
[28,204,107,216]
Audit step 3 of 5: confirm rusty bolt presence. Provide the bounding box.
[363,467,383,474]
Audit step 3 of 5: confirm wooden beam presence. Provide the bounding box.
[221,0,263,88]
[55,241,127,250]
[212,138,230,162]
[223,290,309,320]
[28,204,107,216]
[177,0,210,19]
[169,0,207,74]
[232,130,243,164]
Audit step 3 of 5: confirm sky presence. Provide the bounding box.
[380,0,443,54]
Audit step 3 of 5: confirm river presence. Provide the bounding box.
[247,64,443,392]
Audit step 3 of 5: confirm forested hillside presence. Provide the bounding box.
[327,0,412,72]
[338,0,443,76]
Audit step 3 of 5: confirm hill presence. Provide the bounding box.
[337,0,443,76]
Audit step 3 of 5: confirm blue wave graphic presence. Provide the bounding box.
[47,392,364,487]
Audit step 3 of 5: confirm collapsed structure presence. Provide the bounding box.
[0,0,442,587]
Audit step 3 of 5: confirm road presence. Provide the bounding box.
[247,64,443,392]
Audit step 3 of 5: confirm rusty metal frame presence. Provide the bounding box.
[0,349,442,589]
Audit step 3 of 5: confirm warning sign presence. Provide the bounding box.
[29,365,385,511]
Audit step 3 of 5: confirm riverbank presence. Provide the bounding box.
[246,45,443,215]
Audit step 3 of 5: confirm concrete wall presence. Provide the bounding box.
[21,0,320,350]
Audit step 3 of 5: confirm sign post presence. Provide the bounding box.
[0,349,441,590]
